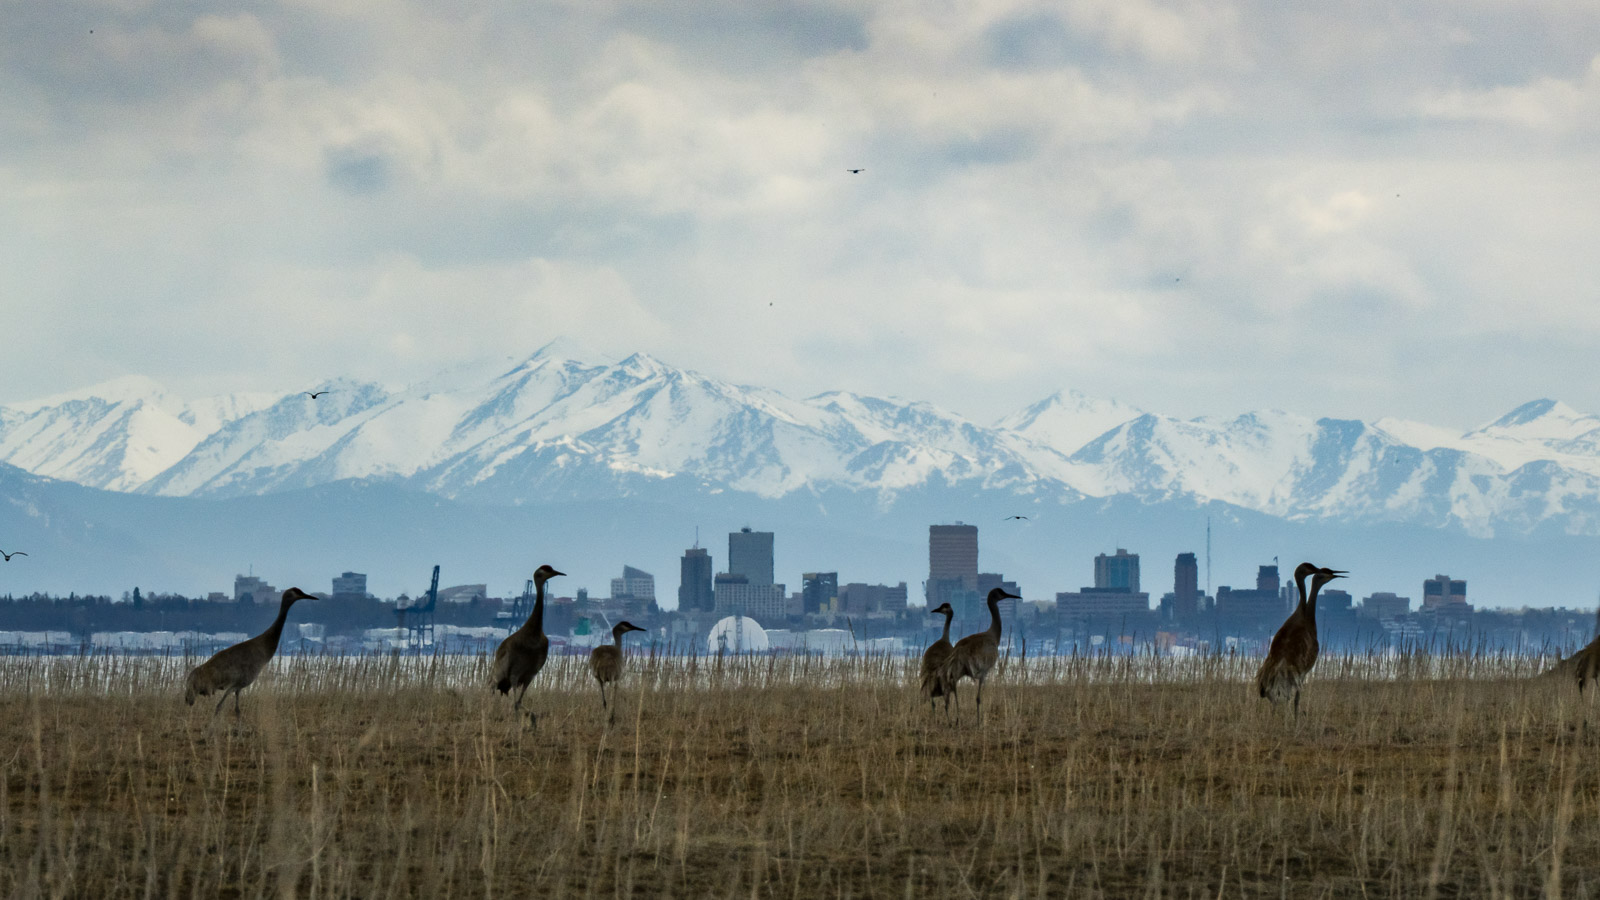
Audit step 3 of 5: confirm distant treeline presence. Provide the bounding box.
[0,593,509,634]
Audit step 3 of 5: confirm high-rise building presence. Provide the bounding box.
[1094,549,1140,593]
[1172,553,1200,620]
[332,571,367,602]
[1213,563,1288,624]
[1256,565,1280,594]
[1360,592,1411,621]
[1421,575,1467,610]
[927,523,979,607]
[838,582,909,615]
[801,572,838,614]
[679,548,714,612]
[1056,588,1151,622]
[728,528,775,586]
[610,565,655,601]
[714,573,788,626]
[234,574,276,604]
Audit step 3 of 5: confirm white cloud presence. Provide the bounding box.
[2,0,1600,429]
[1419,55,1600,130]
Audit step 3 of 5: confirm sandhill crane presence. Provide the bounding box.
[491,564,563,727]
[941,587,1021,725]
[1573,637,1600,695]
[919,602,956,716]
[184,587,314,719]
[1545,606,1600,694]
[589,620,646,723]
[0,550,26,561]
[1256,562,1345,719]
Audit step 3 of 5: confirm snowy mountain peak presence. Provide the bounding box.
[998,389,1143,455]
[1473,399,1599,441]
[7,351,1600,540]
[14,374,171,413]
[526,336,611,367]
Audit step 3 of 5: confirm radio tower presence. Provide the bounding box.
[1205,516,1212,596]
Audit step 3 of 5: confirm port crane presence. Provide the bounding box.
[394,565,439,650]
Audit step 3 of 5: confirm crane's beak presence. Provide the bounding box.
[1002,590,1022,600]
[549,569,566,578]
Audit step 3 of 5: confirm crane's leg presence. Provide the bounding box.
[975,678,984,727]
[513,681,529,712]
[211,692,228,720]
[599,681,608,712]
[1292,687,1301,723]
[233,689,243,718]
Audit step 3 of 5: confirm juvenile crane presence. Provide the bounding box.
[184,587,314,719]
[919,602,956,716]
[589,620,647,723]
[491,564,563,727]
[1255,562,1345,719]
[941,587,1021,726]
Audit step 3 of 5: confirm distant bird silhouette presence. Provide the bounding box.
[942,587,1021,725]
[847,168,864,174]
[1003,515,1028,521]
[589,620,647,723]
[492,564,563,727]
[919,602,957,716]
[305,390,332,399]
[1256,563,1345,719]
[0,550,26,561]
[185,587,314,719]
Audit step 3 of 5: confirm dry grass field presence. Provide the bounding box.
[2,650,1598,898]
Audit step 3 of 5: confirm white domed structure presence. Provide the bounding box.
[707,616,768,654]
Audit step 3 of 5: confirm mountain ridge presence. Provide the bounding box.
[4,343,1600,540]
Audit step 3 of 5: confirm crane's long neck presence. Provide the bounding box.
[613,626,626,648]
[939,610,952,643]
[1304,578,1325,625]
[527,579,546,635]
[261,596,294,652]
[987,597,1003,640]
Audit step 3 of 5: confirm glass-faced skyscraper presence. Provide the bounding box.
[678,547,714,612]
[1093,548,1141,594]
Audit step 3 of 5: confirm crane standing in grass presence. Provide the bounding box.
[492,564,563,727]
[589,620,647,723]
[1574,637,1600,695]
[1546,606,1600,694]
[919,602,957,717]
[1256,562,1346,719]
[941,587,1021,726]
[185,587,315,720]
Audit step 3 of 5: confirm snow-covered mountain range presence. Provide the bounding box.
[5,340,1600,539]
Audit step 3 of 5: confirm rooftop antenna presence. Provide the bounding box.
[1205,517,1212,596]
[694,526,699,550]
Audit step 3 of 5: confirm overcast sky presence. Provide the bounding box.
[4,0,1598,429]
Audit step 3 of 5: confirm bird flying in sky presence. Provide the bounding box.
[305,390,332,399]
[0,550,27,561]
